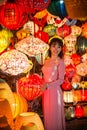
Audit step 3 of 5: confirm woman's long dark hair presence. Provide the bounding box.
[48,38,64,58]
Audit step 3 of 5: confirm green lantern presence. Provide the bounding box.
[47,0,67,19]
[76,36,87,56]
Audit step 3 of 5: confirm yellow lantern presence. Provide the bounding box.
[15,112,44,130]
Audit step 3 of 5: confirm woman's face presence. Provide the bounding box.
[50,43,62,57]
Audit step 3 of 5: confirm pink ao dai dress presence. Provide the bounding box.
[42,58,66,130]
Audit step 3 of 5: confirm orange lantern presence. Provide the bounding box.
[17,73,44,101]
[0,98,14,129]
[15,112,44,130]
[82,22,87,38]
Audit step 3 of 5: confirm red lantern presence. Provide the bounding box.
[61,80,72,91]
[56,24,71,38]
[17,74,44,101]
[15,0,51,14]
[75,105,84,118]
[35,31,49,43]
[0,0,28,30]
[65,64,76,79]
[71,53,81,66]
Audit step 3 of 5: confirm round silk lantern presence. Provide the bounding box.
[71,25,82,36]
[56,24,71,38]
[17,73,44,100]
[76,36,87,55]
[0,0,28,30]
[76,63,87,76]
[75,105,84,118]
[35,31,49,43]
[15,112,44,130]
[43,24,56,36]
[47,0,67,19]
[61,80,72,91]
[64,35,77,56]
[71,53,81,66]
[65,64,76,79]
[82,22,87,38]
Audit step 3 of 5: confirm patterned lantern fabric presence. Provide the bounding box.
[15,36,49,57]
[17,73,44,100]
[0,49,33,75]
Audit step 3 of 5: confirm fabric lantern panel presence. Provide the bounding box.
[17,73,45,100]
[63,91,73,103]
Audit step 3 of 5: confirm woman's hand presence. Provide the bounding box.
[40,83,48,92]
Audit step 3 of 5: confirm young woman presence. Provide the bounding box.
[42,37,66,130]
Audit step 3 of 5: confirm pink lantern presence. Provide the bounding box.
[17,73,44,100]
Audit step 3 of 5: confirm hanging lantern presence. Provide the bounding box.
[43,24,56,36]
[15,36,49,57]
[63,91,73,103]
[56,24,71,38]
[76,36,87,56]
[47,0,67,19]
[35,31,49,43]
[0,0,28,30]
[61,80,72,91]
[0,29,13,53]
[82,22,87,38]
[71,53,81,66]
[17,73,45,101]
[71,25,82,36]
[76,63,87,76]
[65,64,76,79]
[0,0,7,5]
[73,90,82,103]
[64,0,87,20]
[0,49,33,76]
[15,112,44,130]
[64,35,77,56]
[75,105,84,118]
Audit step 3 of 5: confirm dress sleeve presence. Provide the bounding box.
[48,59,65,89]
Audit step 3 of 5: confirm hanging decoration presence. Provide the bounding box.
[0,0,28,30]
[75,105,84,118]
[64,34,77,55]
[0,29,13,53]
[76,63,87,76]
[64,0,87,20]
[47,0,67,19]
[81,22,87,38]
[16,0,51,14]
[15,36,49,57]
[17,73,45,100]
[76,36,87,56]
[0,49,33,75]
[71,25,82,36]
[71,53,81,66]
